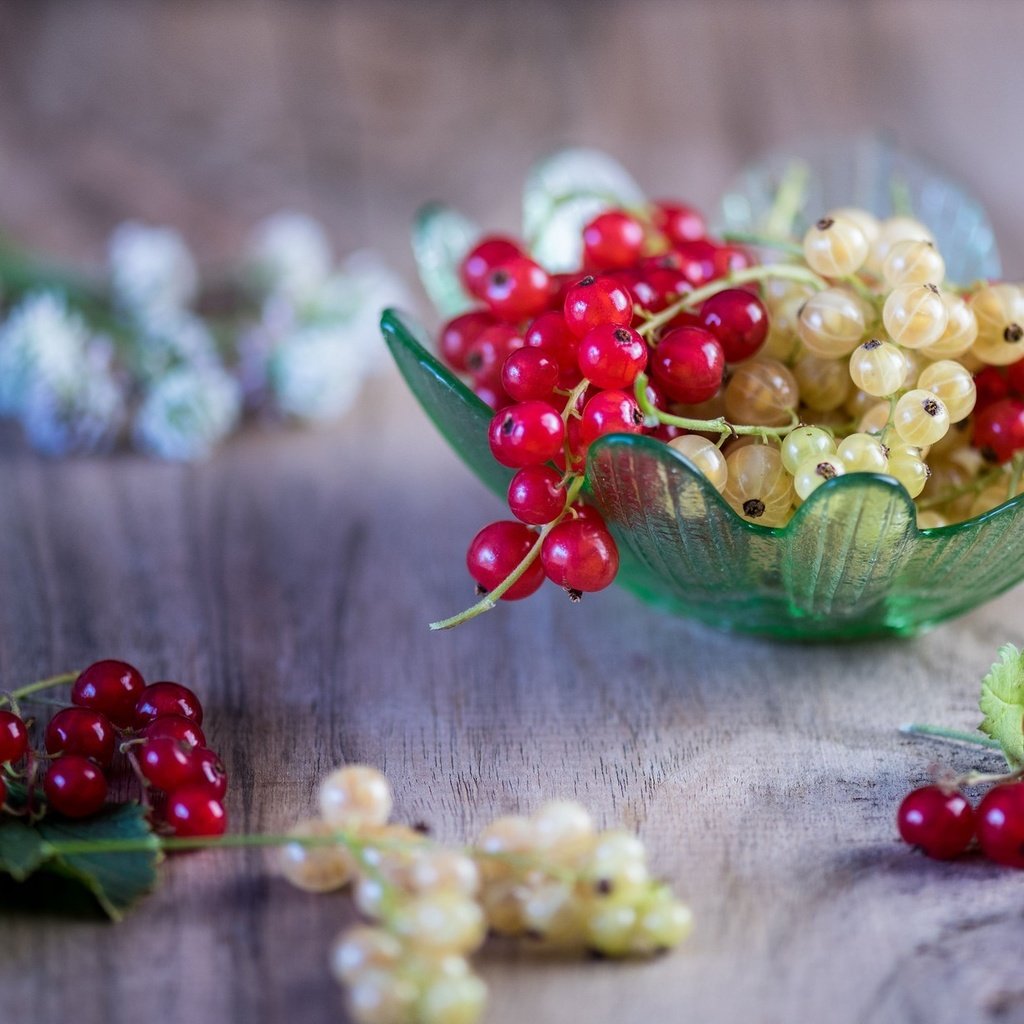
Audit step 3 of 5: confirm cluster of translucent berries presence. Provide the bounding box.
[436,199,1024,612]
[0,659,227,836]
[898,781,1024,867]
[279,765,692,1024]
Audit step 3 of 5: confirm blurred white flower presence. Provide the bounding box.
[133,365,241,461]
[126,309,220,384]
[108,221,198,323]
[245,212,332,303]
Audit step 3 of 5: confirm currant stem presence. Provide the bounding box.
[720,232,803,257]
[764,160,809,239]
[899,723,1003,751]
[0,671,80,709]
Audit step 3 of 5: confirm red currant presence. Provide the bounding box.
[164,785,227,838]
[501,348,559,402]
[1006,358,1024,397]
[439,311,496,372]
[977,783,1024,868]
[71,659,146,729]
[141,714,206,750]
[563,276,634,339]
[465,324,523,391]
[134,682,204,727]
[488,401,565,468]
[482,258,552,321]
[0,710,29,764]
[190,747,228,799]
[974,366,1009,411]
[541,519,619,593]
[45,707,116,768]
[579,390,645,448]
[507,465,565,525]
[577,324,648,390]
[973,398,1024,463]
[466,521,545,600]
[650,327,726,404]
[652,201,706,245]
[525,312,581,387]
[139,736,198,792]
[897,785,975,860]
[44,755,107,818]
[674,239,720,287]
[460,236,523,298]
[582,210,646,271]
[700,289,768,362]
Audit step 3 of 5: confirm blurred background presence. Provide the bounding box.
[2,0,1024,293]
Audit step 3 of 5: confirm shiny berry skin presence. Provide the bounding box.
[142,714,206,750]
[488,401,565,468]
[653,201,706,245]
[563,276,634,338]
[501,348,559,402]
[71,659,146,729]
[541,520,620,593]
[974,366,1009,411]
[525,312,581,386]
[577,324,648,390]
[977,783,1024,868]
[465,324,523,391]
[700,289,769,362]
[190,747,228,799]
[0,710,29,764]
[582,210,646,271]
[44,755,108,818]
[1007,358,1024,397]
[439,311,496,372]
[44,708,116,768]
[482,258,552,321]
[674,239,720,286]
[466,521,545,600]
[460,236,523,298]
[650,327,726,404]
[165,785,227,838]
[134,682,204,727]
[897,786,975,860]
[579,390,644,448]
[507,465,565,526]
[139,737,198,792]
[973,398,1024,463]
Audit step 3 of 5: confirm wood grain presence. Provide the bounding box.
[3,2,1024,1022]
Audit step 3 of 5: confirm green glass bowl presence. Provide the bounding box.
[382,309,1024,640]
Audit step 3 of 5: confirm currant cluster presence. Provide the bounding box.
[279,765,691,1024]
[0,659,227,836]
[898,781,1024,866]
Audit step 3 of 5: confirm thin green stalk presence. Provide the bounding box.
[899,723,1002,751]
[0,671,80,708]
[720,232,803,257]
[764,160,810,239]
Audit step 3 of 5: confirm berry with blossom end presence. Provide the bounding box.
[488,401,565,468]
[974,398,1024,463]
[650,327,726,405]
[0,710,29,764]
[508,466,565,526]
[502,349,559,402]
[439,311,497,372]
[579,391,644,448]
[71,659,146,728]
[460,236,523,298]
[465,325,524,392]
[541,520,620,593]
[139,736,199,792]
[577,324,648,390]
[466,521,545,600]
[563,276,634,338]
[897,785,975,859]
[483,258,552,321]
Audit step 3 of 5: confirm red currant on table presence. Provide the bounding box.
[190,747,228,799]
[579,390,644,447]
[142,714,206,750]
[45,707,116,768]
[976,783,1024,868]
[700,288,769,363]
[466,521,545,600]
[577,324,648,390]
[973,398,1024,463]
[0,710,29,764]
[44,755,108,818]
[134,681,204,726]
[501,348,559,402]
[563,275,634,338]
[460,236,523,298]
[582,210,646,271]
[138,736,198,792]
[164,785,227,838]
[71,659,146,728]
[897,785,976,860]
[488,401,565,468]
[541,519,620,594]
[508,465,566,526]
[650,326,726,404]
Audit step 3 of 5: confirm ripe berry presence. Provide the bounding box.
[674,239,720,286]
[525,312,581,387]
[577,324,648,390]
[507,465,565,526]
[700,289,769,362]
[165,785,227,838]
[190,747,228,799]
[71,659,146,728]
[134,682,204,726]
[1006,358,1024,397]
[439,311,497,372]
[45,708,116,768]
[44,755,107,818]
[466,521,545,600]
[582,210,646,271]
[973,398,1024,463]
[142,714,206,749]
[501,348,559,402]
[482,258,552,321]
[653,201,706,245]
[541,520,620,593]
[650,327,726,404]
[460,236,523,298]
[579,391,645,448]
[0,710,29,764]
[897,785,975,860]
[465,324,523,391]
[139,737,198,792]
[974,366,1009,411]
[977,783,1024,868]
[488,401,565,468]
[563,276,634,339]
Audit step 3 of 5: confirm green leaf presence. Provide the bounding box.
[979,643,1024,766]
[410,202,481,319]
[0,817,47,880]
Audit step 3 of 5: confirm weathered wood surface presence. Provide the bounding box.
[2,2,1024,1022]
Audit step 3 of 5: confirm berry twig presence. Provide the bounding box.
[0,671,81,708]
[899,722,1002,751]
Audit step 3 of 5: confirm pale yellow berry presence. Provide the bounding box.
[330,926,403,985]
[634,897,695,953]
[970,284,1024,365]
[882,284,948,349]
[882,239,945,288]
[723,358,799,427]
[419,976,488,1024]
[760,291,805,363]
[408,850,480,897]
[581,831,650,898]
[320,766,392,828]
[478,879,526,935]
[794,353,850,411]
[826,207,880,246]
[837,433,889,473]
[802,215,869,277]
[353,876,390,920]
[531,800,596,863]
[780,426,836,475]
[722,444,795,527]
[886,448,930,498]
[345,968,419,1024]
[393,894,486,955]
[917,360,976,423]
[520,882,586,949]
[916,510,948,530]
[279,818,355,893]
[898,348,928,391]
[794,455,846,500]
[848,339,905,397]
[893,389,950,446]
[866,216,935,277]
[858,401,891,436]
[668,435,729,492]
[797,288,866,358]
[922,293,978,359]
[585,902,638,957]
[476,815,534,854]
[845,387,879,419]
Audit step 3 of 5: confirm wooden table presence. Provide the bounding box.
[3,3,1024,1022]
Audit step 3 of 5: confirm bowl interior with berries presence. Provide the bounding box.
[385,143,1024,640]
